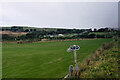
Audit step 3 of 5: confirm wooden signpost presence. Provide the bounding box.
[67,45,80,76]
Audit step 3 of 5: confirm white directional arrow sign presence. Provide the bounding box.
[67,45,80,52]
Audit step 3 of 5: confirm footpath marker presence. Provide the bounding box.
[67,45,80,76]
[69,65,73,76]
[70,65,73,73]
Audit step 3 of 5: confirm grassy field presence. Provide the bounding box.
[2,39,112,78]
[89,32,107,35]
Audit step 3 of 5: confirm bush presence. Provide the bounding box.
[76,41,119,78]
[2,34,15,41]
[96,34,105,38]
[88,34,96,38]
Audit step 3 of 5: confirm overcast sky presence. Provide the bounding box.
[0,1,119,29]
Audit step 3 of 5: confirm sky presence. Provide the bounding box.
[118,2,120,27]
[0,0,119,29]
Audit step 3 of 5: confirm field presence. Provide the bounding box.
[1,31,27,36]
[2,39,112,78]
[88,32,107,35]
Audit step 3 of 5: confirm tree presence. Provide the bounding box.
[94,28,97,32]
[11,26,24,32]
[2,29,4,31]
[98,28,105,32]
[33,29,37,32]
[30,29,33,32]
[96,34,105,38]
[25,29,29,32]
[88,34,96,38]
[2,34,15,40]
[88,29,92,32]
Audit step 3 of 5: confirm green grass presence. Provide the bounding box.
[89,32,107,35]
[79,41,119,78]
[2,39,112,78]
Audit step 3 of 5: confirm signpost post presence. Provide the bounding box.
[67,45,80,76]
[74,49,77,76]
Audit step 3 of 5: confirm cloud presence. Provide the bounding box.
[0,0,119,2]
[0,2,118,29]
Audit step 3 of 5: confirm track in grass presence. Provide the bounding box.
[2,39,112,78]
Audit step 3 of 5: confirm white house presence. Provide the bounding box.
[58,34,64,36]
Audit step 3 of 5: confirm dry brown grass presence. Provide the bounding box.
[0,31,27,36]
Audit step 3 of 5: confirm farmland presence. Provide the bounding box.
[2,39,112,78]
[88,32,107,35]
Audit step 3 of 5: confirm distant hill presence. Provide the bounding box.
[1,26,61,32]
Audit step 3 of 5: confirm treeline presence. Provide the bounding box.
[2,30,119,41]
[1,26,92,33]
[1,26,36,32]
[2,26,119,41]
[1,26,117,33]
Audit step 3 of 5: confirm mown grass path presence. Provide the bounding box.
[2,39,112,78]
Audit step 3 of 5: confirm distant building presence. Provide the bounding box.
[58,34,64,36]
[43,35,46,37]
[49,35,54,37]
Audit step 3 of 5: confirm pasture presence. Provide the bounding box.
[2,39,112,78]
[88,32,107,35]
